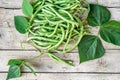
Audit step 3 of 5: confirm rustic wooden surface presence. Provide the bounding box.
[0,0,120,80]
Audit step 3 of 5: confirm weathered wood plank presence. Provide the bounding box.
[0,73,120,80]
[0,50,120,72]
[0,8,120,49]
[0,1,120,80]
[0,8,120,50]
[0,0,120,8]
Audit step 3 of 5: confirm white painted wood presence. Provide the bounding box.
[0,50,120,72]
[0,8,120,49]
[0,0,120,80]
[0,73,120,80]
[0,0,120,8]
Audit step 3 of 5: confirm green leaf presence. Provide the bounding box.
[100,20,120,46]
[14,16,29,34]
[22,0,33,17]
[8,59,23,66]
[23,62,36,76]
[87,4,111,27]
[7,65,21,80]
[78,35,105,63]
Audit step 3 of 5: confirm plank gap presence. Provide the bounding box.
[1,72,120,74]
[0,7,21,9]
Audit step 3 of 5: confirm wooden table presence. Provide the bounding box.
[0,0,120,80]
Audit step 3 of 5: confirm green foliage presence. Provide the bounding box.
[23,63,36,76]
[8,59,23,65]
[9,0,120,80]
[79,4,120,63]
[78,35,105,63]
[100,20,120,46]
[14,16,29,34]
[7,65,21,80]
[6,59,36,80]
[22,0,33,17]
[87,4,111,27]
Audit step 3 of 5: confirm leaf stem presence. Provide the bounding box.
[46,52,73,66]
[24,52,44,61]
[97,27,101,36]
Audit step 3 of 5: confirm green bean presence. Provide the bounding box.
[65,23,70,39]
[48,27,65,50]
[29,29,38,35]
[28,36,59,43]
[29,0,45,25]
[27,0,89,66]
[48,24,58,37]
[48,6,77,24]
[47,52,73,66]
[32,40,56,46]
[42,8,55,16]
[32,41,52,49]
[64,31,72,50]
[33,1,42,8]
[37,31,62,38]
[59,9,74,20]
[34,19,47,23]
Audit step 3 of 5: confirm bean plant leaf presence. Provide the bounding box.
[7,59,36,80]
[7,65,21,80]
[100,20,120,46]
[14,16,29,34]
[87,4,111,27]
[22,0,33,17]
[8,59,24,65]
[78,35,105,63]
[23,62,36,76]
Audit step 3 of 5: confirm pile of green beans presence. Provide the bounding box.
[27,0,89,65]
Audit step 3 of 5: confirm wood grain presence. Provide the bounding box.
[0,0,120,8]
[0,8,120,49]
[0,0,120,80]
[0,50,120,72]
[1,73,120,80]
